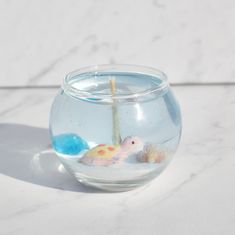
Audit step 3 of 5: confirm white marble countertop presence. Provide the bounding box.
[0,85,234,235]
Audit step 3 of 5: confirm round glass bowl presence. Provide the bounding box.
[49,64,182,191]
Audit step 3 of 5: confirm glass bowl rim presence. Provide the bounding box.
[62,64,169,100]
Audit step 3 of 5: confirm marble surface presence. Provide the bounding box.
[0,85,234,234]
[1,0,235,86]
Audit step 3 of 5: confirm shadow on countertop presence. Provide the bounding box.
[0,123,102,193]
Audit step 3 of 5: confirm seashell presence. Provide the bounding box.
[137,144,165,163]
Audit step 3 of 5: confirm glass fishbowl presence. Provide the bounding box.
[49,64,182,191]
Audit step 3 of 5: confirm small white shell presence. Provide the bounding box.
[137,144,165,163]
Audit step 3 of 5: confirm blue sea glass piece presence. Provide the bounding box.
[52,133,89,155]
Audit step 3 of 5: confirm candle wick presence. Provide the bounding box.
[109,78,121,145]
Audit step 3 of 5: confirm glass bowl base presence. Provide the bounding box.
[57,151,171,192]
[75,175,153,192]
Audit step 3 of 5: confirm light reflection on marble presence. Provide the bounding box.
[0,86,234,234]
[0,0,235,86]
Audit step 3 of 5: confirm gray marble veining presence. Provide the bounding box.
[0,0,235,86]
